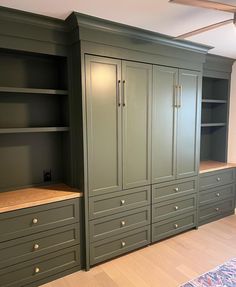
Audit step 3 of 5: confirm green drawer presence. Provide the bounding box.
[0,223,80,269]
[199,169,235,191]
[89,206,150,242]
[152,178,197,203]
[89,186,150,219]
[0,246,80,287]
[90,226,150,265]
[199,198,235,224]
[199,184,235,206]
[152,194,196,223]
[0,199,79,243]
[152,212,196,242]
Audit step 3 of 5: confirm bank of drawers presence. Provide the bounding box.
[0,199,81,287]
[89,186,151,265]
[199,168,236,225]
[151,177,197,243]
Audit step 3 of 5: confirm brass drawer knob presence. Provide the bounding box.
[32,218,38,224]
[121,220,126,227]
[174,187,179,192]
[216,193,220,197]
[33,244,39,250]
[174,224,178,229]
[120,199,125,205]
[34,267,40,274]
[174,206,179,211]
[216,177,221,182]
[215,207,219,212]
[121,241,126,248]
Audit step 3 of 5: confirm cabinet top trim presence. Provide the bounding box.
[66,12,212,54]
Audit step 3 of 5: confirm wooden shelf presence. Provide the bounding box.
[0,184,83,213]
[0,127,69,134]
[0,87,68,95]
[202,99,227,104]
[201,123,226,128]
[200,160,236,174]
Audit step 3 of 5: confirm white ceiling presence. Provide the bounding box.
[0,0,236,58]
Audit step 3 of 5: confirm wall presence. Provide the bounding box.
[228,61,236,162]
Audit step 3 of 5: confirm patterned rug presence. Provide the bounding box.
[180,258,236,287]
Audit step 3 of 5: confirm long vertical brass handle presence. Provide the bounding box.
[123,80,126,107]
[174,85,178,107]
[178,85,182,108]
[117,80,121,107]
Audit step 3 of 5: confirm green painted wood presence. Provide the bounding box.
[152,177,197,203]
[152,212,196,242]
[0,245,80,287]
[199,168,235,191]
[0,199,79,243]
[203,54,234,75]
[199,184,235,206]
[199,198,235,224]
[85,55,122,196]
[89,206,150,242]
[152,66,178,184]
[176,70,201,179]
[0,127,69,134]
[0,87,68,95]
[152,194,197,223]
[0,223,80,269]
[122,61,152,189]
[89,185,150,219]
[90,226,150,265]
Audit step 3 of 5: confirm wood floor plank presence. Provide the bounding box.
[41,214,236,287]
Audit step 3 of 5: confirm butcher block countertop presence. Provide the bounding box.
[0,184,82,213]
[200,160,236,174]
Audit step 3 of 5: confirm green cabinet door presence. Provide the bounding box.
[85,55,122,195]
[176,69,201,179]
[152,66,178,184]
[122,61,152,189]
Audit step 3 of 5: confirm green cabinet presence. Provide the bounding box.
[85,55,152,195]
[152,66,201,184]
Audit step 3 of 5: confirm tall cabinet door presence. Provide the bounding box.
[152,66,178,184]
[176,69,201,179]
[122,61,152,189]
[85,55,122,196]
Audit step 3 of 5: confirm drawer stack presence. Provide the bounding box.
[0,199,81,287]
[89,186,151,265]
[199,168,236,225]
[151,178,198,242]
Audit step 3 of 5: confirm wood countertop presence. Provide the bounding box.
[200,161,236,174]
[0,184,83,213]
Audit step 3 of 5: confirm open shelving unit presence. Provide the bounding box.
[0,48,71,192]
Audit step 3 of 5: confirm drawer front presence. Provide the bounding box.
[0,224,80,269]
[152,178,197,203]
[0,246,80,287]
[152,213,196,242]
[199,184,235,206]
[152,194,196,223]
[0,199,79,243]
[90,226,150,265]
[89,186,150,219]
[199,199,235,223]
[200,169,235,191]
[90,206,150,242]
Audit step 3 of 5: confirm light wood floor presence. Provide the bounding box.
[41,214,236,287]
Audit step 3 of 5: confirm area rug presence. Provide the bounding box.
[180,258,236,287]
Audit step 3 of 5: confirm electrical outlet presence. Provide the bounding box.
[43,170,52,182]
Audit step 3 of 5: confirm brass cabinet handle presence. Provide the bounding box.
[121,220,126,227]
[123,80,126,107]
[216,177,221,182]
[120,199,125,205]
[216,193,220,197]
[174,224,179,229]
[174,187,179,192]
[32,218,38,224]
[117,80,121,107]
[34,267,40,274]
[178,85,182,108]
[33,244,39,250]
[121,241,126,248]
[174,85,178,107]
[174,206,179,211]
[215,207,219,212]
